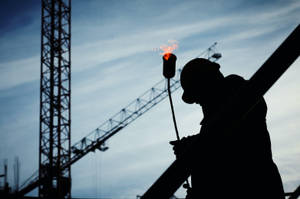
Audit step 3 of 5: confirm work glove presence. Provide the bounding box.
[169,136,194,158]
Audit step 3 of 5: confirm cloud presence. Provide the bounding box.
[1,0,299,92]
[0,0,39,36]
[0,56,39,90]
[246,0,300,25]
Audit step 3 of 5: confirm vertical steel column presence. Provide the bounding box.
[39,0,71,198]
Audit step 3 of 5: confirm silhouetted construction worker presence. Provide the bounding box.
[171,58,285,199]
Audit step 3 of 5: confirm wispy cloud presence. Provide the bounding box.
[0,56,39,90]
[1,0,299,91]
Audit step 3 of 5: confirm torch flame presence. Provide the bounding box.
[159,40,178,60]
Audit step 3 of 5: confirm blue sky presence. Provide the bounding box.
[0,0,299,198]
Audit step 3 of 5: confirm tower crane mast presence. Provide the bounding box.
[19,43,221,196]
[38,0,71,198]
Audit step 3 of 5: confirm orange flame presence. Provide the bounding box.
[159,40,178,60]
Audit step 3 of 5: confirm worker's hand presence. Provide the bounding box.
[169,136,193,158]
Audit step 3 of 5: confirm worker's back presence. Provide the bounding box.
[190,75,284,199]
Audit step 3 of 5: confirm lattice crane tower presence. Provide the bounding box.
[39,0,71,198]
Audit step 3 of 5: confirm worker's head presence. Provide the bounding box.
[180,58,224,105]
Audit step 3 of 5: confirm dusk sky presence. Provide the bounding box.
[0,0,299,198]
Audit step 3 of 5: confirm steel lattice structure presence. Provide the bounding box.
[39,0,71,198]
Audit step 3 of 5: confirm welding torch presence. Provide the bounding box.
[162,53,180,140]
[162,53,191,190]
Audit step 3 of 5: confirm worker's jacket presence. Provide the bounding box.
[189,74,284,199]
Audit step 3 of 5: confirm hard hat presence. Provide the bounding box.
[180,58,221,104]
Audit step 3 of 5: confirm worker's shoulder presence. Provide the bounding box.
[225,74,245,82]
[224,74,246,87]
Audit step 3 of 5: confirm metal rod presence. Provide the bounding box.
[167,79,180,140]
[167,78,191,190]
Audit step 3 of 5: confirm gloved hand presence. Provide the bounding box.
[169,136,194,158]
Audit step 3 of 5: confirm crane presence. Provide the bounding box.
[18,42,221,196]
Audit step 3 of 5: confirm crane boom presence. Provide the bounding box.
[18,43,221,196]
